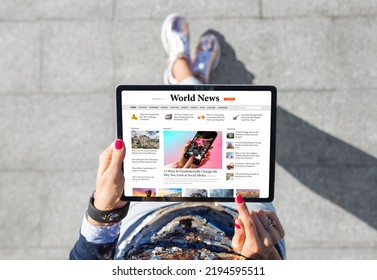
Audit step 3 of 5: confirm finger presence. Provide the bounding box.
[254,210,277,247]
[98,142,115,176]
[235,195,250,218]
[266,210,285,238]
[232,218,245,253]
[183,156,194,168]
[109,139,126,171]
[256,210,280,241]
[235,195,259,243]
[254,210,270,234]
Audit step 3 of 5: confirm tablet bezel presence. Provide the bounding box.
[116,85,276,202]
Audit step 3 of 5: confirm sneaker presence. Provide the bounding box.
[192,34,221,84]
[161,14,191,84]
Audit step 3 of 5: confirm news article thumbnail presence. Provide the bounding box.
[164,131,222,169]
[183,188,208,198]
[131,130,159,149]
[210,189,233,198]
[236,189,260,198]
[133,188,157,197]
[157,188,182,197]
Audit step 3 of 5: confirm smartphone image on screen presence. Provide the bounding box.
[183,131,218,165]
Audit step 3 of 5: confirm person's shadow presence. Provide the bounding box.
[206,29,377,230]
[204,29,255,84]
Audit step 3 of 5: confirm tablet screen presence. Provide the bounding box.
[116,85,276,202]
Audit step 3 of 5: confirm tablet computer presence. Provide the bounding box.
[116,85,276,202]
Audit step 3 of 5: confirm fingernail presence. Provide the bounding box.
[236,194,243,204]
[235,223,241,229]
[115,139,123,150]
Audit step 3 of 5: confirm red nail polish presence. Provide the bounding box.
[115,139,123,150]
[236,194,243,204]
[235,223,241,229]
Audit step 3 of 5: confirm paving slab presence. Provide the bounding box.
[287,247,377,260]
[36,0,113,20]
[0,172,43,248]
[274,165,377,253]
[115,0,260,19]
[0,0,114,20]
[276,106,377,167]
[0,94,115,170]
[330,90,377,157]
[0,0,36,20]
[335,18,377,89]
[277,90,377,160]
[0,22,40,94]
[41,21,114,94]
[0,248,71,260]
[114,20,166,85]
[262,0,377,17]
[39,170,96,247]
[189,18,336,90]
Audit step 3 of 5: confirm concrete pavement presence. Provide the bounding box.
[0,0,376,259]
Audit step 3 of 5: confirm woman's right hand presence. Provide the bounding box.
[232,195,285,259]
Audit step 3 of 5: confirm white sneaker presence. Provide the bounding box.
[192,34,221,84]
[161,14,191,84]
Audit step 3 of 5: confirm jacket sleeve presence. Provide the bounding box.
[69,212,122,260]
[69,233,118,260]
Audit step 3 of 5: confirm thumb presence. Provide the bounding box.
[183,155,194,168]
[110,139,125,170]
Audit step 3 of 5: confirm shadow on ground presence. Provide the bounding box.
[276,107,377,229]
[205,29,255,84]
[209,30,377,229]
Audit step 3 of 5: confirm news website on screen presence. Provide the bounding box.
[121,90,272,199]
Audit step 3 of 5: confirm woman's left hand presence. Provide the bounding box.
[89,139,128,226]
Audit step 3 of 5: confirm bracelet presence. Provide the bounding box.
[87,192,130,224]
